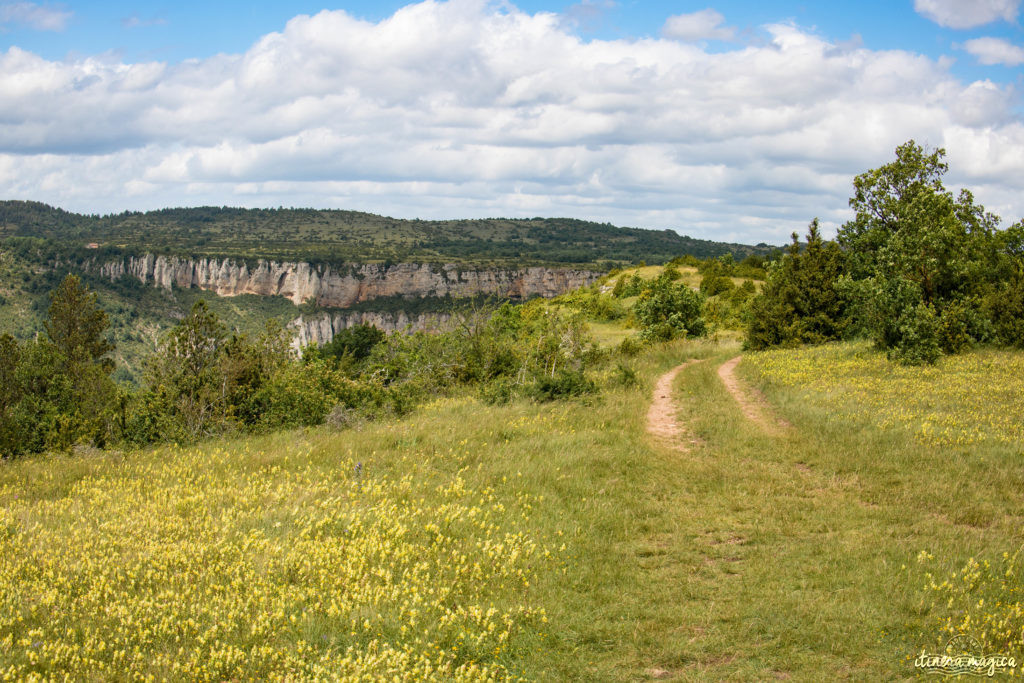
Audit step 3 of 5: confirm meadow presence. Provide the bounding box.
[1,337,1022,680]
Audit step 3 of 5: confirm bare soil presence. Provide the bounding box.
[717,356,791,432]
[646,360,703,449]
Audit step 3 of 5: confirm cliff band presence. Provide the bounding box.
[92,254,599,308]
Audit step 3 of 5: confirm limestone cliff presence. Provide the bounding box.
[92,254,599,307]
[290,311,454,350]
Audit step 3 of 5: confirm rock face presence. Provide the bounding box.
[290,311,454,351]
[93,254,598,307]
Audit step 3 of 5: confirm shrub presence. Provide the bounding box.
[888,302,941,366]
[699,274,735,297]
[617,336,644,357]
[304,323,384,364]
[528,369,596,401]
[936,299,989,354]
[613,274,646,298]
[478,378,513,406]
[983,274,1024,348]
[611,362,639,388]
[635,276,706,342]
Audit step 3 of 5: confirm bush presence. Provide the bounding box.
[478,378,513,406]
[617,336,644,357]
[668,254,700,268]
[635,276,706,342]
[326,404,359,430]
[528,369,596,401]
[889,303,941,366]
[936,299,990,354]
[613,274,646,298]
[249,361,397,430]
[699,274,735,297]
[983,274,1024,348]
[611,362,639,388]
[304,323,385,364]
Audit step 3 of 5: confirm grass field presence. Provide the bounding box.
[1,340,1022,679]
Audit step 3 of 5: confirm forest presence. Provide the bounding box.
[0,203,773,268]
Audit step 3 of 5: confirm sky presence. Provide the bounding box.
[0,1,1022,244]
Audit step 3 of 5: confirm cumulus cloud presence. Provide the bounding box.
[963,36,1024,65]
[0,1,71,31]
[0,1,1022,244]
[914,0,1020,29]
[662,8,735,42]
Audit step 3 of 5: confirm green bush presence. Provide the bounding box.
[700,274,735,297]
[478,378,514,406]
[611,362,639,388]
[304,323,384,364]
[936,299,990,354]
[635,276,706,342]
[983,274,1024,348]
[528,369,596,401]
[617,336,644,357]
[889,303,941,365]
[613,274,647,298]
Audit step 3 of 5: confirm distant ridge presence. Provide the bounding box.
[0,200,777,268]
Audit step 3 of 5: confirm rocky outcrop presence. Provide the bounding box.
[91,254,599,307]
[290,311,454,350]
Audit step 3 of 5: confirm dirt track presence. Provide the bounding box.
[646,360,703,449]
[717,356,791,432]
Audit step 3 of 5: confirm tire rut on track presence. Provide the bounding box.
[647,359,703,450]
[717,356,791,432]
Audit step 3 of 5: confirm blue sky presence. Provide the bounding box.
[1,0,1022,243]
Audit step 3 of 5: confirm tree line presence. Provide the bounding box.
[745,141,1023,363]
[0,275,621,457]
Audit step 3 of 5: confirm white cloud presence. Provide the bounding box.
[0,2,1022,244]
[963,36,1024,65]
[0,2,71,31]
[914,0,1020,29]
[662,8,735,42]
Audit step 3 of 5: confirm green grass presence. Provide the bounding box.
[1,340,1021,679]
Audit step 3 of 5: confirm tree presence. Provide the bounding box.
[983,221,1024,347]
[745,219,847,351]
[0,334,22,454]
[142,300,231,441]
[0,276,119,455]
[837,141,1001,362]
[303,323,384,365]
[42,275,118,448]
[45,273,114,371]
